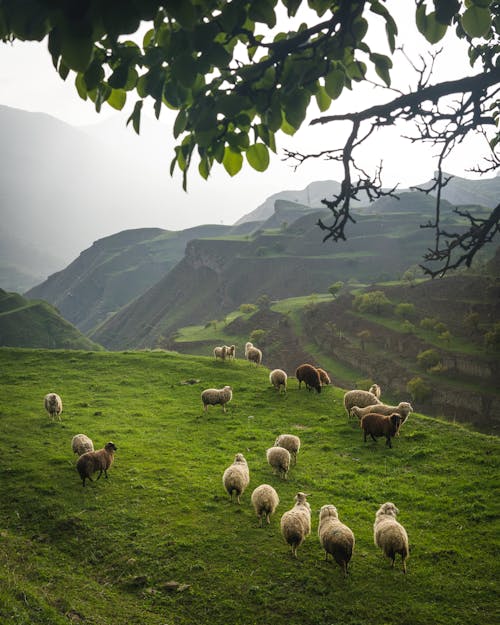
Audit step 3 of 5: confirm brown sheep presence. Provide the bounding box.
[76,442,117,486]
[317,368,331,386]
[295,364,322,394]
[360,413,402,448]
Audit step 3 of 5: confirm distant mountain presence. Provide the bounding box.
[92,190,494,350]
[26,224,232,334]
[0,289,102,350]
[414,171,500,208]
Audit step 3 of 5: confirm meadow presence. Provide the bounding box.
[0,348,498,625]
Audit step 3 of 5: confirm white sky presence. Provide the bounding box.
[0,2,492,231]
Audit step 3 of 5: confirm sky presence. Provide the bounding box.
[0,2,493,232]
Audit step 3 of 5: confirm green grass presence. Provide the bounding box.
[0,348,498,625]
[175,311,248,343]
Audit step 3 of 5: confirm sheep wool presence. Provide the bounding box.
[318,505,355,577]
[222,453,250,504]
[266,446,291,480]
[225,345,236,359]
[269,369,287,393]
[374,502,409,573]
[201,386,233,413]
[244,342,253,357]
[295,363,322,394]
[76,442,117,487]
[246,346,263,365]
[274,434,301,465]
[251,484,280,526]
[44,392,63,420]
[280,492,311,558]
[213,345,227,360]
[368,383,382,399]
[343,389,382,417]
[351,401,413,424]
[71,433,94,456]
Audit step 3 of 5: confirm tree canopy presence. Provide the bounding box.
[1,0,498,276]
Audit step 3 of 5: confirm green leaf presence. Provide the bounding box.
[282,0,302,17]
[370,52,393,87]
[283,89,309,129]
[315,86,331,112]
[345,60,366,81]
[75,73,87,100]
[174,109,188,138]
[416,7,448,44]
[108,64,129,89]
[222,147,243,176]
[58,61,69,81]
[280,115,297,136]
[107,89,126,110]
[249,0,277,28]
[246,143,270,172]
[198,155,212,180]
[61,34,94,73]
[461,6,492,38]
[127,100,143,135]
[325,68,344,99]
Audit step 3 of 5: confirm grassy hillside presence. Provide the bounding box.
[0,348,498,625]
[0,290,102,350]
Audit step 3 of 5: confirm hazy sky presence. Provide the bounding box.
[0,3,492,231]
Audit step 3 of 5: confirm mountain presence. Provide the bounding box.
[414,171,500,208]
[25,224,232,333]
[0,289,102,350]
[92,190,493,350]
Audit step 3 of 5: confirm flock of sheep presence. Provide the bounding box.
[43,339,413,575]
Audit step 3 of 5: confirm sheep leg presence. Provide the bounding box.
[402,557,407,574]
[386,436,392,448]
[97,470,103,480]
[370,433,377,442]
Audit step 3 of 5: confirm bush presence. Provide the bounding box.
[352,290,392,315]
[417,349,441,371]
[328,281,344,298]
[395,302,416,319]
[239,303,257,314]
[249,329,266,345]
[484,322,500,349]
[407,376,432,402]
[402,320,416,334]
[420,317,439,331]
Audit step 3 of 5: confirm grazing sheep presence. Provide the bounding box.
[213,345,227,360]
[295,363,322,394]
[222,453,250,504]
[244,341,253,357]
[44,392,63,420]
[343,389,382,417]
[201,386,233,413]
[317,368,331,386]
[373,502,409,573]
[274,434,301,465]
[351,401,413,424]
[266,446,291,479]
[224,345,236,359]
[360,412,402,448]
[368,383,382,399]
[318,504,355,577]
[76,442,117,487]
[280,492,311,558]
[71,434,94,456]
[251,484,280,526]
[246,346,263,365]
[269,369,287,393]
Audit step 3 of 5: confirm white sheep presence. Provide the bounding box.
[244,341,253,357]
[318,504,355,577]
[373,502,409,573]
[269,369,287,393]
[274,434,301,465]
[222,453,250,504]
[246,346,262,365]
[343,389,382,418]
[213,345,227,360]
[351,401,413,424]
[44,392,63,420]
[280,492,311,558]
[71,433,94,456]
[251,484,280,526]
[201,386,233,413]
[76,442,117,487]
[224,345,236,359]
[369,383,382,399]
[266,446,291,480]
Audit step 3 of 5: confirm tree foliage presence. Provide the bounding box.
[1,0,498,276]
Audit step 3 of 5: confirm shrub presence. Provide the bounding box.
[352,291,392,315]
[434,322,448,334]
[239,303,257,314]
[256,294,270,310]
[395,302,416,319]
[402,320,416,334]
[420,317,439,331]
[417,349,441,371]
[249,329,266,345]
[463,312,480,332]
[484,322,500,349]
[328,281,344,298]
[407,376,432,402]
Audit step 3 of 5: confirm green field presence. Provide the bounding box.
[0,348,498,625]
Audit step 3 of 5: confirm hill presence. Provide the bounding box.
[0,289,102,350]
[0,348,497,625]
[91,192,496,350]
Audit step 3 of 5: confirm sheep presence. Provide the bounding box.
[318,504,355,577]
[201,386,233,413]
[368,383,382,399]
[213,345,227,360]
[71,433,94,456]
[343,389,381,417]
[76,441,117,487]
[295,363,322,394]
[360,412,402,448]
[222,453,250,504]
[351,401,413,424]
[269,369,287,393]
[317,367,331,386]
[274,434,301,465]
[251,484,280,526]
[224,345,236,359]
[44,392,63,420]
[373,502,409,573]
[280,492,311,558]
[246,346,263,365]
[266,446,291,480]
[244,341,253,357]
